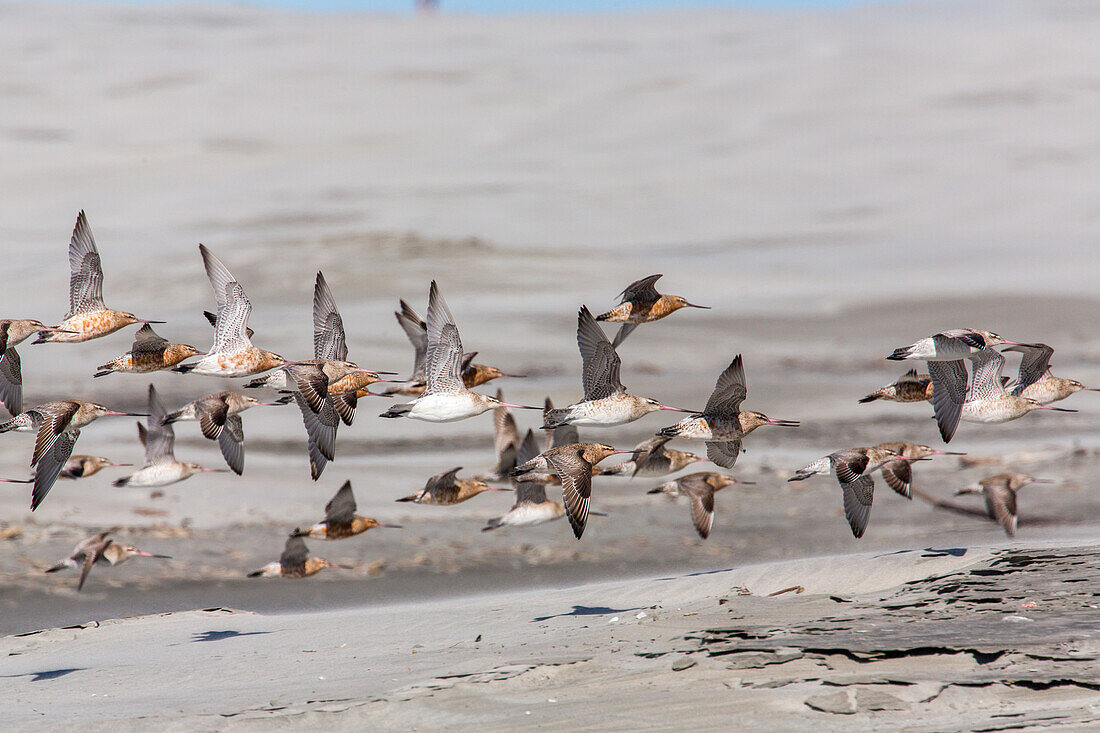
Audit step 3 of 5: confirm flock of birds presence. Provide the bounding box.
[3,212,1092,589]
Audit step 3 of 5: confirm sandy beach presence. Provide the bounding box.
[1,0,1100,728]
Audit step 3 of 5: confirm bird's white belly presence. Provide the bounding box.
[408,393,485,422]
[502,503,563,526]
[125,463,191,487]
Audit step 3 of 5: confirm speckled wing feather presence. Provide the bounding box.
[937,329,986,350]
[200,245,253,354]
[286,364,330,414]
[67,211,106,317]
[492,391,520,476]
[293,391,338,480]
[618,274,662,303]
[841,473,874,538]
[577,306,624,401]
[704,355,748,419]
[983,485,1018,537]
[313,272,347,361]
[705,439,741,469]
[396,300,428,382]
[928,359,968,443]
[332,392,357,427]
[31,401,80,467]
[130,324,169,357]
[324,481,357,526]
[968,349,1008,402]
[424,282,465,395]
[78,536,111,591]
[631,436,672,477]
[513,430,548,505]
[218,415,245,475]
[546,449,593,539]
[679,473,717,539]
[831,449,870,485]
[143,385,175,464]
[1010,343,1054,396]
[880,459,913,499]
[0,347,22,416]
[31,429,79,511]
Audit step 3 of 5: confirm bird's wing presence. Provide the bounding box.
[428,467,462,493]
[705,439,741,469]
[831,449,870,485]
[631,435,671,477]
[546,450,593,539]
[78,537,110,591]
[200,245,253,353]
[937,329,986,350]
[880,459,913,499]
[279,536,310,573]
[325,480,357,525]
[514,479,548,505]
[332,392,357,427]
[286,365,330,414]
[1010,343,1055,396]
[198,397,229,440]
[610,324,638,349]
[841,473,874,539]
[546,398,580,449]
[130,324,169,357]
[0,347,22,416]
[985,486,1018,537]
[313,272,347,361]
[218,415,245,475]
[703,355,748,418]
[31,429,79,511]
[896,368,923,387]
[968,348,1008,401]
[396,300,428,381]
[618,274,662,303]
[577,306,623,401]
[928,360,968,443]
[32,402,80,467]
[67,211,106,317]
[492,392,520,476]
[293,391,338,480]
[424,282,465,394]
[144,385,175,463]
[682,481,716,540]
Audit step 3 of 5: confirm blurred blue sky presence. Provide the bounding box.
[57,0,909,13]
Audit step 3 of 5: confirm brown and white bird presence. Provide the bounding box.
[484,430,567,531]
[954,473,1055,537]
[0,319,71,415]
[45,531,170,591]
[957,349,1076,431]
[542,306,689,429]
[871,441,965,499]
[34,211,164,344]
[511,442,628,538]
[1003,343,1100,405]
[247,535,351,578]
[395,467,504,505]
[94,324,202,377]
[292,481,401,540]
[788,446,922,538]
[594,274,709,348]
[859,369,934,404]
[647,471,752,539]
[1,400,145,510]
[113,385,222,488]
[380,282,536,422]
[599,435,707,478]
[59,455,132,480]
[163,392,286,475]
[176,244,286,378]
[658,355,798,468]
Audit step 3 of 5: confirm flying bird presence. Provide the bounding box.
[484,430,567,531]
[647,471,752,539]
[594,274,709,348]
[45,531,170,591]
[292,481,402,540]
[248,535,351,578]
[94,324,202,377]
[395,467,505,505]
[163,392,286,475]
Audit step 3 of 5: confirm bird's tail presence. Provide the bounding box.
[0,421,15,434]
[541,408,569,429]
[44,562,67,574]
[289,527,307,537]
[394,495,417,503]
[172,363,196,374]
[379,403,413,419]
[886,346,914,361]
[246,569,263,578]
[481,518,502,532]
[858,391,884,403]
[162,409,182,424]
[243,376,269,389]
[656,424,682,438]
[788,457,832,482]
[93,365,114,378]
[31,331,52,345]
[112,477,130,487]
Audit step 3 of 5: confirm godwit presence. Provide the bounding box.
[45,531,170,591]
[60,455,132,479]
[292,481,402,540]
[175,244,285,378]
[94,324,202,377]
[594,274,709,348]
[395,467,505,505]
[954,473,1055,537]
[2,400,146,510]
[248,535,351,578]
[0,319,71,415]
[483,430,566,531]
[460,351,524,389]
[788,446,922,538]
[474,389,520,482]
[542,306,690,429]
[511,442,628,538]
[871,441,964,499]
[1003,343,1100,405]
[113,385,223,488]
[543,397,579,451]
[958,349,1076,430]
[599,435,707,478]
[646,471,752,539]
[859,369,933,404]
[657,355,798,468]
[34,211,163,344]
[163,392,286,475]
[886,329,1038,442]
[379,282,537,422]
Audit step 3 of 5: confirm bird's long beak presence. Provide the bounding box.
[138,320,167,325]
[379,523,403,529]
[108,462,134,467]
[929,450,967,456]
[0,477,32,483]
[136,551,172,559]
[733,479,756,485]
[106,411,149,417]
[685,302,710,309]
[1083,388,1100,392]
[691,455,709,463]
[491,485,514,491]
[953,487,979,496]
[1031,478,1057,484]
[42,326,77,334]
[500,372,526,378]
[610,449,633,455]
[500,402,542,410]
[657,405,693,412]
[369,378,403,384]
[200,468,231,473]
[258,400,289,407]
[1037,405,1078,412]
[766,418,800,427]
[331,563,355,570]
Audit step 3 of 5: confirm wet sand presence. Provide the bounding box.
[2,0,1100,728]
